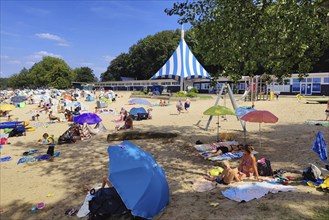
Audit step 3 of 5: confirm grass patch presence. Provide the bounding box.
[107,130,178,142]
[198,95,212,99]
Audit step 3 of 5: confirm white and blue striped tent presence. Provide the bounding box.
[151,39,210,81]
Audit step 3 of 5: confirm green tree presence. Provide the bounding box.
[29,56,76,89]
[7,68,31,89]
[166,0,329,80]
[101,53,131,81]
[73,67,97,82]
[0,78,9,89]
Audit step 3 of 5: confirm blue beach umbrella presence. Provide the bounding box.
[73,113,101,125]
[128,98,152,106]
[11,96,27,103]
[235,106,256,117]
[312,131,328,163]
[107,141,169,219]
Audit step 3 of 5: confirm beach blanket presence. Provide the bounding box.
[23,149,39,156]
[153,103,171,107]
[194,141,239,152]
[208,151,258,161]
[17,152,60,165]
[222,181,296,202]
[0,156,12,162]
[305,121,329,127]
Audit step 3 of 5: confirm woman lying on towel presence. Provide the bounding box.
[204,160,241,185]
[238,145,259,180]
[199,143,244,160]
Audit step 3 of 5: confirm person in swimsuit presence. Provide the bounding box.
[238,145,259,179]
[204,160,241,185]
[116,116,133,131]
[198,144,243,160]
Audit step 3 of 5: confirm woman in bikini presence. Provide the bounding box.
[199,144,243,160]
[238,145,259,180]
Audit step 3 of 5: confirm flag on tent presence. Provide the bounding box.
[151,39,210,80]
[312,131,327,163]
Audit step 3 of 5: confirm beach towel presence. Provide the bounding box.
[0,156,12,162]
[191,178,216,192]
[208,151,258,161]
[222,181,296,202]
[194,141,239,152]
[17,152,60,165]
[305,121,329,127]
[23,149,39,156]
[312,131,327,163]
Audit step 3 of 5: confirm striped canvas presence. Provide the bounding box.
[151,39,210,80]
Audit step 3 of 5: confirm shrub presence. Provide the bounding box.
[187,92,198,98]
[189,87,199,93]
[173,91,187,97]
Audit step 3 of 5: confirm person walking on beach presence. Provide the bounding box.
[176,100,183,114]
[184,98,190,112]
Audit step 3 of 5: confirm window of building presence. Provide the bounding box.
[323,77,329,83]
[312,83,321,92]
[194,84,200,90]
[306,78,312,83]
[284,79,290,85]
[201,83,210,90]
[313,78,321,83]
[292,79,300,92]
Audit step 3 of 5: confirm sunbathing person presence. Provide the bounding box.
[116,116,133,131]
[238,145,259,180]
[49,111,61,122]
[199,144,244,160]
[204,160,241,185]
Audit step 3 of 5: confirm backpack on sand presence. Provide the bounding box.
[302,164,322,182]
[257,158,273,176]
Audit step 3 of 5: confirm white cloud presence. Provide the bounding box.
[35,33,69,47]
[29,51,62,61]
[103,55,116,63]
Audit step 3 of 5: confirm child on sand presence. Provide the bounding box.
[31,114,40,121]
[204,160,241,185]
[38,133,56,161]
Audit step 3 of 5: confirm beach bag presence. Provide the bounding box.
[8,126,25,137]
[88,188,130,220]
[303,164,322,182]
[257,158,273,176]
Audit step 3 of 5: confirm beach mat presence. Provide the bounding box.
[208,151,258,161]
[17,152,60,165]
[194,141,239,152]
[222,181,296,202]
[0,156,12,162]
[305,121,329,127]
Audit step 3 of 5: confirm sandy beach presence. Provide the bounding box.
[1,92,328,220]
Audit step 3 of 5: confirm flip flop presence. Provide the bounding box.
[37,202,45,210]
[65,208,78,216]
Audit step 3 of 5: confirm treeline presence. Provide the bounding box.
[1,56,98,89]
[2,0,329,89]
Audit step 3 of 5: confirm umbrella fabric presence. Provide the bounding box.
[240,110,278,147]
[235,106,256,117]
[73,113,102,125]
[203,105,235,116]
[108,141,169,219]
[312,131,327,163]
[128,98,152,106]
[11,96,27,103]
[240,110,278,123]
[0,104,15,111]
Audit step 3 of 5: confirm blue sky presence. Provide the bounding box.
[0,0,188,79]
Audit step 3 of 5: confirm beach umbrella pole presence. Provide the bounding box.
[259,123,262,147]
[217,116,220,142]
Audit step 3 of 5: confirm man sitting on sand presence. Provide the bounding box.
[204,160,241,185]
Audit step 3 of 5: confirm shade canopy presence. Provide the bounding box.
[128,98,152,106]
[151,39,210,80]
[312,131,327,163]
[203,105,235,116]
[240,110,278,123]
[73,113,102,125]
[108,141,169,219]
[0,104,15,112]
